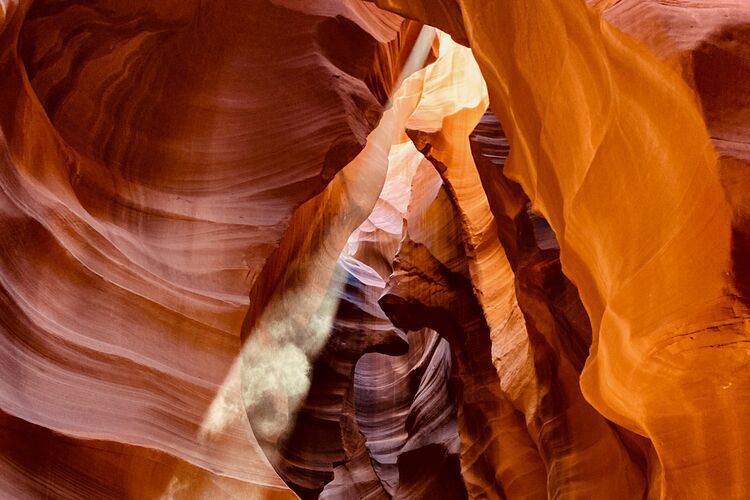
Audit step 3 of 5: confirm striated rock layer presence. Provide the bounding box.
[368,0,750,497]
[1,0,749,498]
[0,0,413,497]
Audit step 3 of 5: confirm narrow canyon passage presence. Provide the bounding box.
[0,0,748,499]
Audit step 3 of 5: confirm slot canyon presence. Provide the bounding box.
[0,0,748,498]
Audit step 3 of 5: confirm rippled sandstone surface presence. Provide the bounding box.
[1,0,748,498]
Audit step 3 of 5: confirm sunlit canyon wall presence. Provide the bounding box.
[0,0,748,498]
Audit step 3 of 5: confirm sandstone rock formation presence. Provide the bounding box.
[369,0,750,497]
[0,0,411,496]
[1,0,748,498]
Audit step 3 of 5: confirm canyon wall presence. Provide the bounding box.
[0,0,410,497]
[0,0,748,498]
[368,0,750,497]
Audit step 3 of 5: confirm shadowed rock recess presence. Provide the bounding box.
[0,0,747,498]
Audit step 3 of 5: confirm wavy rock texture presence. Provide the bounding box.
[249,35,477,498]
[354,329,465,500]
[590,0,750,161]
[589,0,750,313]
[469,111,652,499]
[0,0,415,497]
[237,21,436,491]
[369,0,750,497]
[2,0,749,498]
[377,34,647,498]
[380,170,549,499]
[409,101,649,496]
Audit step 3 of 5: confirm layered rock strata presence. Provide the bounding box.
[369,0,750,497]
[1,0,749,498]
[0,0,416,497]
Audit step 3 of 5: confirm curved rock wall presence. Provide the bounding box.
[369,0,750,497]
[1,0,749,498]
[0,0,413,497]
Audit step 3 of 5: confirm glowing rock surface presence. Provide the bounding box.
[0,0,748,498]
